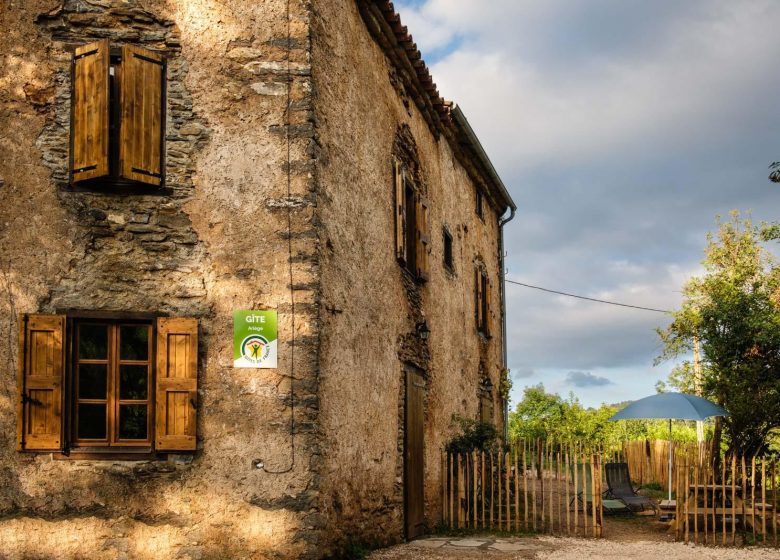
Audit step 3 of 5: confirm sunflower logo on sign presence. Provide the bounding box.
[241,335,270,364]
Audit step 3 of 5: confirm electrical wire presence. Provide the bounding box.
[263,0,295,474]
[504,278,671,313]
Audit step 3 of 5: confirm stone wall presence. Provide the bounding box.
[312,0,506,549]
[0,1,323,558]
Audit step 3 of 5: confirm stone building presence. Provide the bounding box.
[0,0,515,558]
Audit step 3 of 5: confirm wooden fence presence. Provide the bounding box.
[674,452,779,546]
[442,441,603,537]
[622,439,712,489]
[442,440,779,547]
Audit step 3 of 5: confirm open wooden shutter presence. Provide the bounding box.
[415,194,430,281]
[155,317,198,451]
[17,314,65,451]
[475,268,484,328]
[394,159,406,262]
[120,44,165,186]
[484,274,491,336]
[71,39,109,183]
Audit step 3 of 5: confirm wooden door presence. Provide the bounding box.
[404,365,426,539]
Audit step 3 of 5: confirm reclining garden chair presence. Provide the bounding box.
[570,463,632,516]
[604,462,657,513]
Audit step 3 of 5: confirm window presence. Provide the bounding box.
[476,189,484,220]
[70,39,166,189]
[443,227,453,271]
[74,322,152,446]
[475,267,490,336]
[394,159,430,281]
[17,314,197,455]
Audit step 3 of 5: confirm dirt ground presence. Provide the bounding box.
[367,515,780,559]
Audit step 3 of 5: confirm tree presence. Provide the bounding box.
[507,384,689,446]
[509,384,566,441]
[657,212,780,455]
[770,161,780,183]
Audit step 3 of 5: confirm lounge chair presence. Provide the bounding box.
[604,462,657,513]
[570,463,632,516]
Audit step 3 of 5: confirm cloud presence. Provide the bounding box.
[512,366,535,379]
[394,1,780,407]
[566,371,613,388]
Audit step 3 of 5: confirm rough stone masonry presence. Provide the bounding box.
[0,1,515,558]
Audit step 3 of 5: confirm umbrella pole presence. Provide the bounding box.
[668,419,673,501]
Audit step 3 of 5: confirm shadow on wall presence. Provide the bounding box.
[0,484,304,559]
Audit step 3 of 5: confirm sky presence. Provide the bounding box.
[394,0,780,408]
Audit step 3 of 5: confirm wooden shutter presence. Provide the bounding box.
[17,314,65,451]
[475,268,484,329]
[415,194,430,281]
[394,159,406,262]
[120,44,165,186]
[71,39,110,183]
[484,274,491,336]
[155,317,198,451]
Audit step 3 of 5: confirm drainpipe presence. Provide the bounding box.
[499,207,516,443]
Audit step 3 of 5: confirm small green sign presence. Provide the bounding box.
[233,310,278,368]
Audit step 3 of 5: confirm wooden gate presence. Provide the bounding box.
[404,366,426,539]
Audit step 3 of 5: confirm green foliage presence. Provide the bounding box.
[446,415,500,454]
[770,161,780,183]
[498,368,512,401]
[657,212,780,455]
[508,384,704,447]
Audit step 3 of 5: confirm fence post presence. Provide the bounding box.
[732,455,737,546]
[523,441,529,532]
[762,458,767,543]
[573,445,578,537]
[459,453,466,529]
[581,447,588,537]
[684,457,690,545]
[752,455,757,542]
[771,457,777,546]
[693,461,699,544]
[481,451,486,529]
[722,454,727,546]
[442,451,447,528]
[514,444,520,532]
[565,449,571,535]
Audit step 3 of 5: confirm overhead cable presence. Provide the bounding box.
[504,278,671,313]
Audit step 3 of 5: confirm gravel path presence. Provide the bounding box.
[366,535,780,560]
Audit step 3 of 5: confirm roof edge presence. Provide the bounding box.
[356,0,516,215]
[450,104,517,214]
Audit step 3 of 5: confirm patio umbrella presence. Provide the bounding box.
[608,392,728,501]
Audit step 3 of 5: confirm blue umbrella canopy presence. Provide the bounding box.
[609,392,727,502]
[609,392,728,422]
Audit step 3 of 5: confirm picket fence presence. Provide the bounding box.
[442,441,603,537]
[442,440,779,547]
[673,451,779,546]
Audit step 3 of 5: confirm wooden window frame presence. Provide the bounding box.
[18,311,197,459]
[394,159,430,283]
[475,266,490,337]
[69,44,168,194]
[68,318,155,452]
[443,226,454,273]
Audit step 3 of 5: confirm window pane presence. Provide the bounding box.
[78,324,108,359]
[78,404,106,439]
[119,405,147,440]
[120,364,148,400]
[120,325,149,361]
[78,363,107,399]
